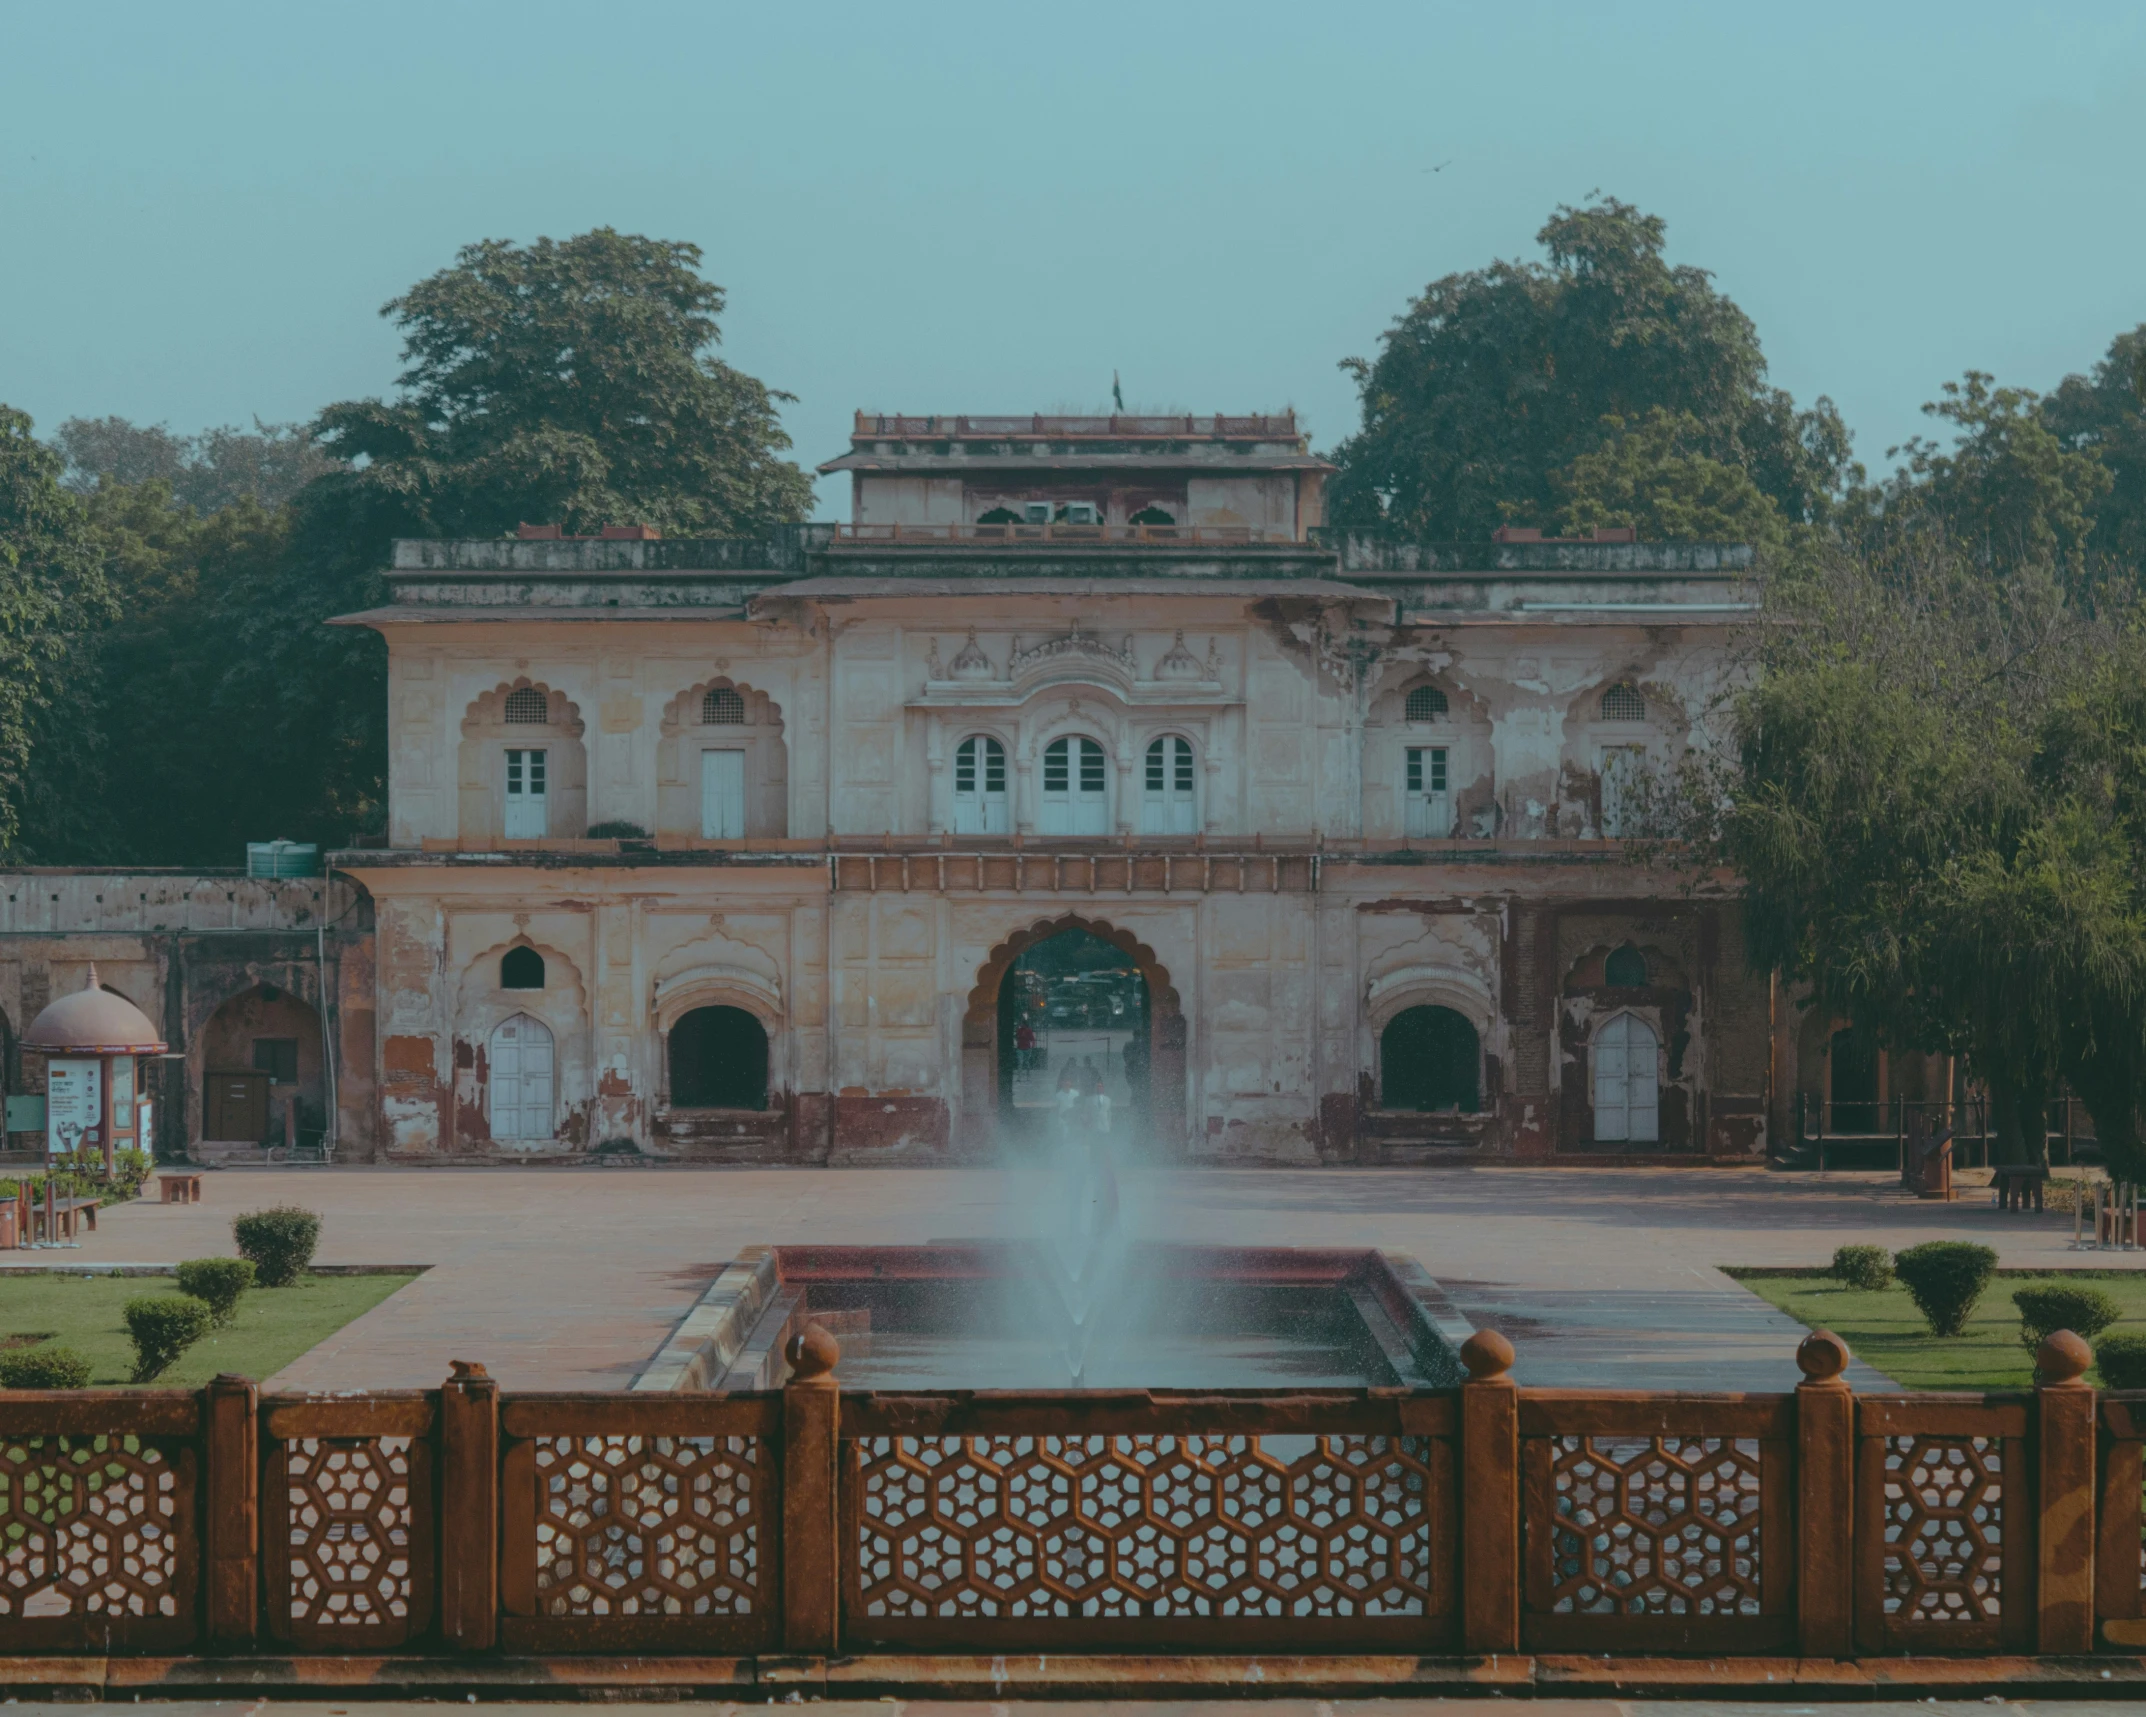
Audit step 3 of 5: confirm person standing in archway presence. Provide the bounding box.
[1088,1068,1112,1138]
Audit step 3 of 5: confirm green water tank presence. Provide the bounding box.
[246,839,320,879]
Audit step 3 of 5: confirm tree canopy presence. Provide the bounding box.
[1327,197,1852,540]
[310,227,813,538]
[4,226,811,865]
[0,409,115,859]
[1712,534,2146,1175]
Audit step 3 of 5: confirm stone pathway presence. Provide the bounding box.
[1,1164,2116,1391]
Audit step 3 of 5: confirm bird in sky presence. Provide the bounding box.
[1423,159,1453,174]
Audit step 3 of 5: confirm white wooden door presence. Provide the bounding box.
[1405,746,1451,837]
[953,735,1009,834]
[1040,736,1110,834]
[488,1013,555,1140]
[504,748,548,839]
[701,748,746,838]
[1592,1013,1660,1142]
[1140,736,1197,834]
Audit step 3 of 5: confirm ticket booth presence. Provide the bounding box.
[20,964,169,1174]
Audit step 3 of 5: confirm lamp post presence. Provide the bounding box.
[21,963,169,1178]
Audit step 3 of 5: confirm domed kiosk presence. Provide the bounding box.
[22,964,166,1172]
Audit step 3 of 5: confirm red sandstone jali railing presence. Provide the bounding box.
[0,1326,2127,1663]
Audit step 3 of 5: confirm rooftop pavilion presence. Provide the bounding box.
[818,408,1335,545]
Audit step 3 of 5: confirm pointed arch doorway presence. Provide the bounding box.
[963,916,1184,1154]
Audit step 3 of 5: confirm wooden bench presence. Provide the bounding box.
[1993,1164,2049,1212]
[159,1171,204,1204]
[32,1195,99,1243]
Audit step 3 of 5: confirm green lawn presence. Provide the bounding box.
[1734,1269,2146,1390]
[1,1271,421,1386]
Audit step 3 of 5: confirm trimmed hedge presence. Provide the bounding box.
[2099,1332,2146,1390]
[1832,1245,1894,1291]
[1893,1241,1999,1337]
[234,1206,321,1287]
[2012,1283,2120,1350]
[124,1294,213,1382]
[0,1345,92,1389]
[176,1257,256,1327]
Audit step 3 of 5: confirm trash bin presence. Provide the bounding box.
[0,1203,16,1249]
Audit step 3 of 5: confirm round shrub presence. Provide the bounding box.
[2099,1332,2146,1390]
[175,1257,256,1327]
[1892,1241,1999,1337]
[1832,1244,1894,1291]
[234,1206,321,1287]
[2012,1282,2121,1349]
[0,1345,91,1389]
[124,1294,213,1382]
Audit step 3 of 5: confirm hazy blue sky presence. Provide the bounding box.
[4,1,2143,515]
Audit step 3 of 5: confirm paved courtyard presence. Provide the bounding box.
[2,1163,2119,1391]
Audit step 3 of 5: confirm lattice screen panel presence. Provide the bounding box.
[0,1434,195,1650]
[270,1436,428,1645]
[531,1434,762,1617]
[853,1431,1441,1628]
[1877,1434,2004,1623]
[1541,1433,1764,1616]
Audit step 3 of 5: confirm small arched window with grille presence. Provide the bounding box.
[702,686,745,725]
[503,686,549,723]
[1600,684,1646,722]
[1405,684,1449,722]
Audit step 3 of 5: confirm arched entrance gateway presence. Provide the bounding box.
[962,916,1185,1153]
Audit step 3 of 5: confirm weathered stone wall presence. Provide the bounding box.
[0,873,374,1159]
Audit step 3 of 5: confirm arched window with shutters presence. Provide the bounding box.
[953,735,1009,834]
[1140,736,1196,834]
[1404,744,1451,837]
[1041,735,1110,834]
[1405,684,1449,722]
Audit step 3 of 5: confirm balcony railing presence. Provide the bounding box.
[853,411,1299,440]
[828,520,1287,547]
[0,1324,2124,1672]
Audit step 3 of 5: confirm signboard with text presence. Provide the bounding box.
[46,1058,102,1157]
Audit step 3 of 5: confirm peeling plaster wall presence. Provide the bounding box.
[341,545,1785,1168]
[0,874,374,1160]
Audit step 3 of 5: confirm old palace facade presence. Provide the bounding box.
[299,411,1767,1165]
[0,412,1809,1167]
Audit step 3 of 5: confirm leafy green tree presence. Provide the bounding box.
[1554,409,1787,545]
[55,417,342,513]
[310,227,812,537]
[0,408,116,860]
[1880,373,2112,575]
[2044,325,2146,566]
[1329,197,1850,539]
[1714,532,2146,1173]
[28,228,815,862]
